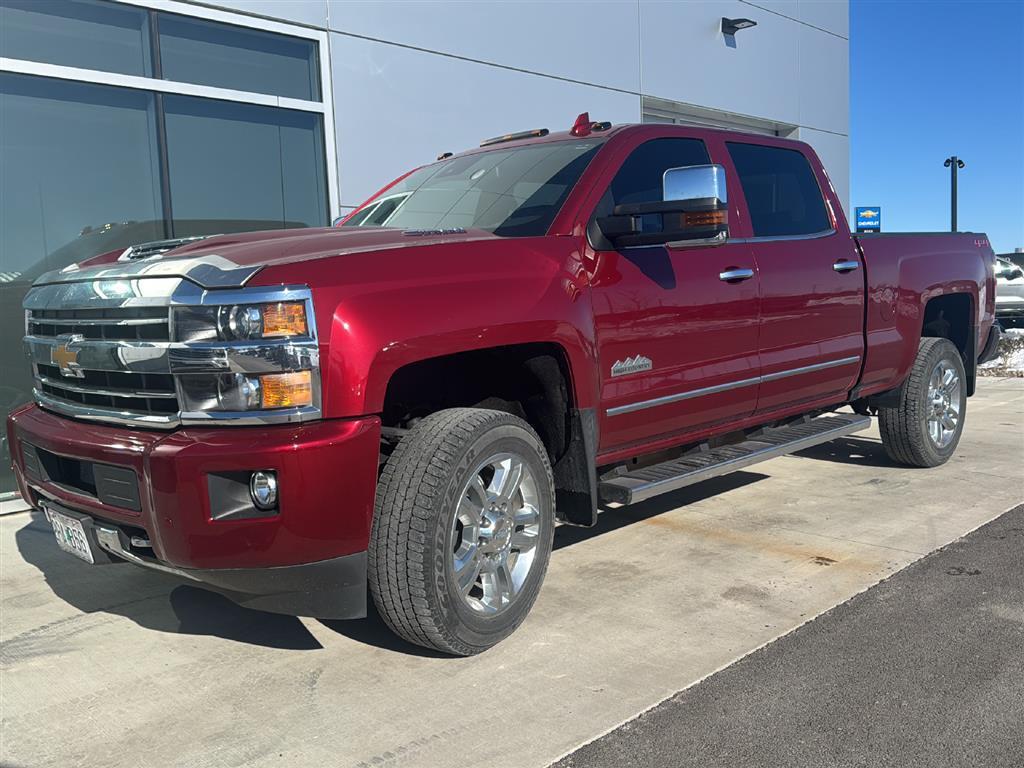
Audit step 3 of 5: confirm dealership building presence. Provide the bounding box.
[0,0,849,499]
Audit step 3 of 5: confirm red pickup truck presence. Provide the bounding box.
[7,117,1000,655]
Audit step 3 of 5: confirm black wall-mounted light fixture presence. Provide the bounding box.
[722,17,757,47]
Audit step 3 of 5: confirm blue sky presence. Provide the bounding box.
[850,0,1023,254]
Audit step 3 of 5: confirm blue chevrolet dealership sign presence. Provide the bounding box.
[855,206,882,232]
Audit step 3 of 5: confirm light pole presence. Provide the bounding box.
[943,156,965,232]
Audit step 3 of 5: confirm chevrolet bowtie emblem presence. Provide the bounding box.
[51,334,86,378]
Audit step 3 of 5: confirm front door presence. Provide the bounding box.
[586,136,761,455]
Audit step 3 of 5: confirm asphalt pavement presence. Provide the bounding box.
[555,503,1024,768]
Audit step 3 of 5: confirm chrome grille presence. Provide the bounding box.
[26,305,179,424]
[23,275,321,429]
[36,364,179,415]
[28,307,170,342]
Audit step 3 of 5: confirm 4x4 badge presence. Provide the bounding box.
[611,355,652,377]
[51,334,86,378]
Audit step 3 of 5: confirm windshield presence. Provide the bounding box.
[344,139,603,237]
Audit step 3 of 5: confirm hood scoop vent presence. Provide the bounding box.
[119,235,217,262]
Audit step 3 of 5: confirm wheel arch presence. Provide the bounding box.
[380,342,599,526]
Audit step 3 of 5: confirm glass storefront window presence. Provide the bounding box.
[157,13,320,101]
[0,73,164,494]
[164,95,327,234]
[0,85,328,497]
[0,0,153,77]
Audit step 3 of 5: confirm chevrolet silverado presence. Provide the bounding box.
[7,115,1000,654]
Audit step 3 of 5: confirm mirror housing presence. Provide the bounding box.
[597,164,729,248]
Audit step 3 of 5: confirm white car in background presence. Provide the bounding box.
[995,257,1024,326]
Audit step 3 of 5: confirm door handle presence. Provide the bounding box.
[833,259,860,273]
[719,267,755,282]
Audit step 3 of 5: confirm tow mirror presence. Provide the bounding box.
[598,164,729,248]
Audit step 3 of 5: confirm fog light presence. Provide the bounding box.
[250,471,278,510]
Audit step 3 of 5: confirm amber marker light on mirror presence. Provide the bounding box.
[261,371,313,408]
[683,210,728,227]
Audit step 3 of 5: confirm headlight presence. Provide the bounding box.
[178,371,313,413]
[173,301,308,342]
[171,290,319,422]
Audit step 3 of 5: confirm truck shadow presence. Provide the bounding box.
[13,510,322,651]
[792,435,894,468]
[555,471,769,550]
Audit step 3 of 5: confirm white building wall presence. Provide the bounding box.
[205,0,849,213]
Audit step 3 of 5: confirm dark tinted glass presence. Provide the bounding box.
[0,73,164,494]
[610,138,710,206]
[164,95,327,234]
[0,0,152,76]
[726,142,830,237]
[345,140,602,237]
[158,13,319,101]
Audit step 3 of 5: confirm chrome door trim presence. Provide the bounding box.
[607,374,760,416]
[833,260,860,273]
[606,355,861,417]
[729,228,836,244]
[759,356,861,383]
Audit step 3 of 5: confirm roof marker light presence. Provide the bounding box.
[571,112,592,137]
[479,128,549,147]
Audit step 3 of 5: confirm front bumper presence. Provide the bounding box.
[7,404,381,618]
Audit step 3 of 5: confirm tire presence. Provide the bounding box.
[368,408,555,655]
[878,337,967,467]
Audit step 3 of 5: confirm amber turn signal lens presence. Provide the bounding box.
[262,302,307,338]
[261,371,313,408]
[683,210,728,227]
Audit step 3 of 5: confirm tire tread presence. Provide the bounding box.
[878,337,964,468]
[368,408,552,655]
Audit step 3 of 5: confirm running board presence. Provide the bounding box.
[599,413,871,505]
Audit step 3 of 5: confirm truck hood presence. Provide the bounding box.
[34,226,497,289]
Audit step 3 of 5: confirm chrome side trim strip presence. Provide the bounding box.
[760,356,862,383]
[607,374,760,417]
[606,355,861,417]
[728,228,836,244]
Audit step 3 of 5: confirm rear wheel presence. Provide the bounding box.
[369,408,555,655]
[878,337,967,467]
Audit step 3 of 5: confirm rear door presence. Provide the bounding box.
[725,141,865,414]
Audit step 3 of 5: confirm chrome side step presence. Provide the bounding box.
[599,413,871,505]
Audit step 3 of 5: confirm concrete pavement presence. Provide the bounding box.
[2,377,1022,768]
[554,503,1024,768]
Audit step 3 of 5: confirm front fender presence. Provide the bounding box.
[252,237,598,418]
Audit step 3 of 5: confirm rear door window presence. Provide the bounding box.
[726,142,830,237]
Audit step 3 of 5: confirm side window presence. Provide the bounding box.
[589,137,710,245]
[609,138,711,207]
[726,142,831,237]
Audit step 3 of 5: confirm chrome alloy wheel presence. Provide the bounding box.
[448,452,542,615]
[926,359,961,448]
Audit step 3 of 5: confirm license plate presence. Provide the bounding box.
[48,508,96,564]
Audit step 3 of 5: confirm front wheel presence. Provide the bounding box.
[878,337,967,467]
[369,408,555,655]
